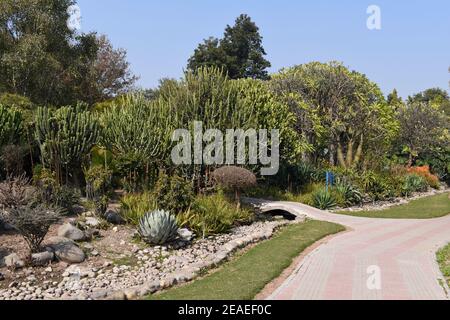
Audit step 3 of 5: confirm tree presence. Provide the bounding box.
[387,89,403,109]
[396,102,450,167]
[83,35,138,103]
[408,88,450,116]
[0,0,98,105]
[211,166,257,209]
[0,1,137,106]
[188,14,271,80]
[270,62,398,168]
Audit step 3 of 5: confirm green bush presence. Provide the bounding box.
[177,192,254,238]
[312,188,337,210]
[153,172,194,214]
[119,192,157,225]
[333,181,363,207]
[401,174,429,197]
[33,168,80,214]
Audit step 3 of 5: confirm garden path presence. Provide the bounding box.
[257,201,450,300]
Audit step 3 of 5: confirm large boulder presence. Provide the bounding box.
[46,236,86,264]
[58,223,86,242]
[104,209,125,225]
[31,251,55,266]
[4,253,25,269]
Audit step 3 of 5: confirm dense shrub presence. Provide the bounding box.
[1,144,26,177]
[177,192,254,237]
[33,168,80,214]
[0,174,33,209]
[153,172,194,214]
[333,181,363,207]
[119,192,157,225]
[401,174,429,197]
[84,165,113,200]
[407,166,440,189]
[1,204,62,254]
[312,188,337,210]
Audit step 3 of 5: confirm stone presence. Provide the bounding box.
[0,272,4,281]
[31,251,54,266]
[123,288,138,300]
[64,265,95,279]
[107,291,126,300]
[85,217,101,228]
[58,224,86,242]
[105,210,125,225]
[178,228,194,242]
[4,253,25,269]
[46,237,86,264]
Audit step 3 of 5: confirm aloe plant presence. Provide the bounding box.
[312,188,337,210]
[138,210,179,245]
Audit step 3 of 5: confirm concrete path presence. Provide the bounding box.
[259,201,450,300]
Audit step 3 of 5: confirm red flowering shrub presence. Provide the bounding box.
[407,166,440,189]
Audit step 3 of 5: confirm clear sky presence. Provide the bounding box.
[77,0,449,98]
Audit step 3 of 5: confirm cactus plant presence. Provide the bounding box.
[138,210,179,245]
[34,104,99,184]
[0,105,22,149]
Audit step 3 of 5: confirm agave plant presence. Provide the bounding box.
[138,210,179,245]
[312,188,337,210]
[335,182,363,206]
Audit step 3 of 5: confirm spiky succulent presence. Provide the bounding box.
[312,188,337,210]
[138,210,179,245]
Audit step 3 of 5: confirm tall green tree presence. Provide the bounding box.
[387,89,404,109]
[408,88,450,117]
[0,0,98,105]
[0,0,137,106]
[396,102,450,167]
[188,14,271,80]
[270,62,398,168]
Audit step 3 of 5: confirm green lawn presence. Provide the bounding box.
[336,193,450,219]
[149,220,345,300]
[437,244,450,287]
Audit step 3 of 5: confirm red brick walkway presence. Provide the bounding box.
[264,202,450,300]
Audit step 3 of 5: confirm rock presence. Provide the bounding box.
[64,265,95,279]
[72,205,86,216]
[178,228,194,242]
[0,272,4,281]
[123,288,138,300]
[58,223,86,242]
[91,250,99,257]
[85,217,101,228]
[107,291,126,300]
[46,237,85,264]
[31,251,54,266]
[105,210,124,225]
[4,253,25,269]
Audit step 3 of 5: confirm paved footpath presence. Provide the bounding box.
[263,201,450,300]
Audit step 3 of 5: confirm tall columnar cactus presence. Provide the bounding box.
[35,104,100,184]
[100,94,174,161]
[0,105,23,149]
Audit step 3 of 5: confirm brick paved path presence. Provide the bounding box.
[263,202,450,300]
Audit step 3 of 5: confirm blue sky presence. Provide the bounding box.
[77,0,449,98]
